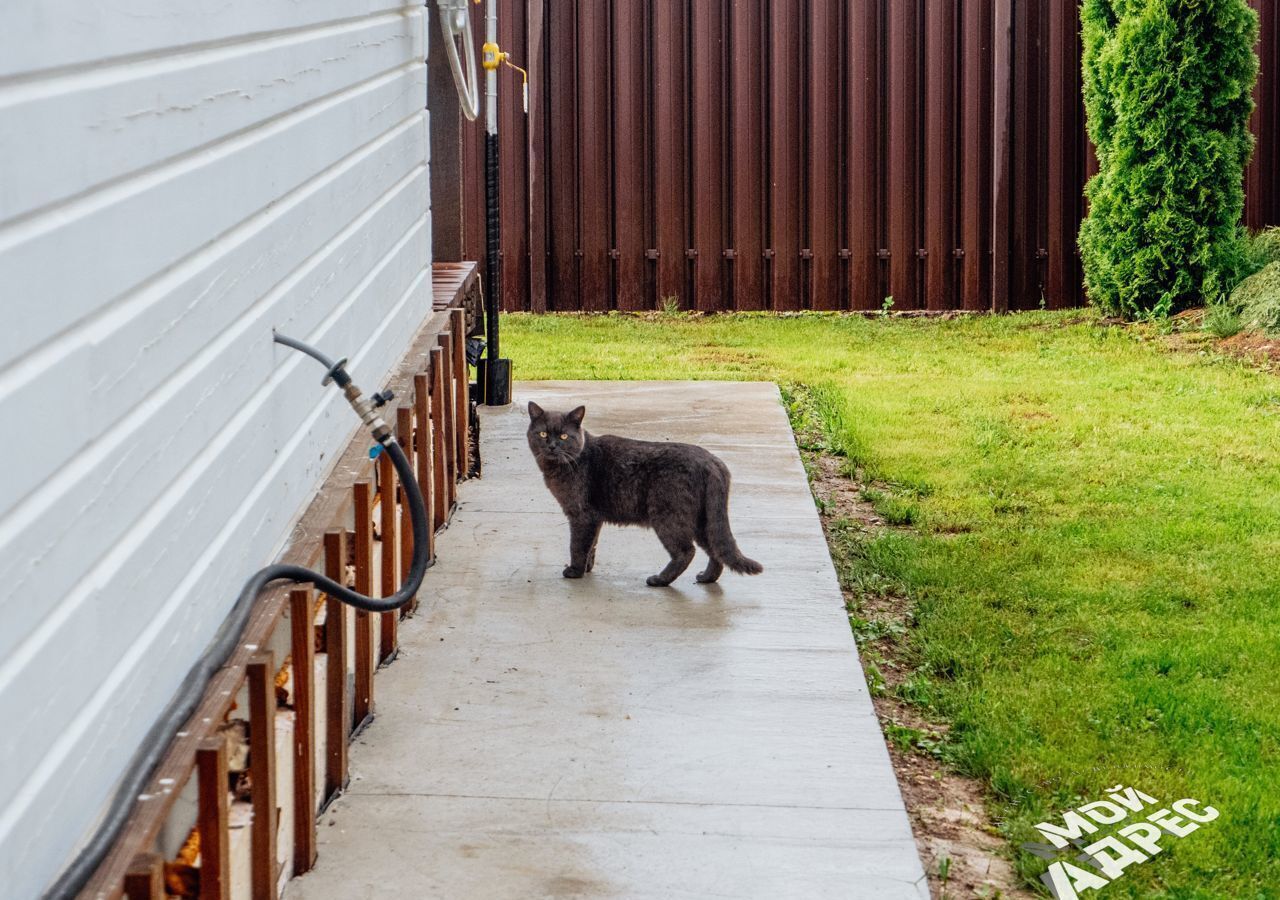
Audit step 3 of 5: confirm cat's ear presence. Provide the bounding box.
[566,405,586,427]
[527,401,544,421]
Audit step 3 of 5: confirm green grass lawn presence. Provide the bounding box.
[502,310,1280,898]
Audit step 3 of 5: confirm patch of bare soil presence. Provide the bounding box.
[1217,330,1280,369]
[1153,310,1280,372]
[802,450,1031,900]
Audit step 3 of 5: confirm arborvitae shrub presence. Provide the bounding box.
[1080,0,1258,318]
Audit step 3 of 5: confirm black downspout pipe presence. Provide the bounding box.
[482,130,511,405]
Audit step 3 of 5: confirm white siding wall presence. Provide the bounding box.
[0,4,432,895]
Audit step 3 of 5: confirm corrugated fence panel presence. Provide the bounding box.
[768,1,803,311]
[653,0,689,310]
[613,0,648,311]
[807,0,843,310]
[690,0,727,312]
[462,0,1280,312]
[925,0,959,311]
[959,0,993,311]
[730,0,766,311]
[846,0,882,310]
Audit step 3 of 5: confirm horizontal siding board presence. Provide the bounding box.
[0,62,425,366]
[0,166,429,668]
[0,0,414,79]
[0,204,430,820]
[0,12,421,221]
[0,6,432,897]
[0,120,426,521]
[0,256,433,898]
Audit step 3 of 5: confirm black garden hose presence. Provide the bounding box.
[43,333,431,899]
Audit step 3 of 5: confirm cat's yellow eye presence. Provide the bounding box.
[559,433,568,440]
[539,431,547,437]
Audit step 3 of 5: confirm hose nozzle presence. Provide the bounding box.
[274,330,391,443]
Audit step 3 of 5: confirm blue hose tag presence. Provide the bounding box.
[368,444,384,460]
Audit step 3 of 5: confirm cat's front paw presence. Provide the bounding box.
[563,566,585,579]
[645,575,672,587]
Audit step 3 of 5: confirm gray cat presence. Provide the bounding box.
[526,402,763,587]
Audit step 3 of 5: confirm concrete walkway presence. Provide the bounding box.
[287,382,928,899]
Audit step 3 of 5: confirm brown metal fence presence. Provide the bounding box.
[456,0,1280,313]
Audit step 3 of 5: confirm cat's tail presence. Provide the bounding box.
[704,467,763,575]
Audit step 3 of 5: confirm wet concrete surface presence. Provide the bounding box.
[286,382,928,899]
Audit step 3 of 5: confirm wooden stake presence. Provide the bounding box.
[322,530,348,800]
[288,588,317,874]
[353,484,375,727]
[397,406,416,618]
[413,373,435,610]
[437,332,457,510]
[247,652,277,900]
[123,852,163,900]
[429,347,449,526]
[450,307,470,478]
[196,738,230,900]
[377,444,398,661]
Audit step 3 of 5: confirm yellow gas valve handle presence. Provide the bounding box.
[480,41,530,113]
[482,41,504,71]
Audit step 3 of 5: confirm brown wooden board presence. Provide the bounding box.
[352,487,375,728]
[377,449,398,663]
[436,332,457,511]
[396,406,416,613]
[413,373,436,569]
[195,739,229,900]
[288,589,317,875]
[322,531,349,801]
[247,653,277,900]
[451,309,469,477]
[122,853,163,900]
[429,348,449,527]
